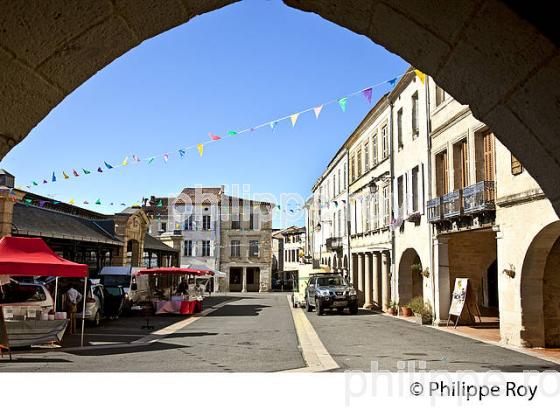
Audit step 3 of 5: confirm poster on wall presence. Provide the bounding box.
[449,278,468,318]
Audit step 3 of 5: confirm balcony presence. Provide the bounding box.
[427,197,442,223]
[442,190,463,219]
[463,181,496,214]
[326,237,343,251]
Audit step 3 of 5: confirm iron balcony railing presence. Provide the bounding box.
[427,197,443,223]
[463,180,496,214]
[442,190,463,219]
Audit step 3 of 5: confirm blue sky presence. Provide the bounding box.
[0,0,407,228]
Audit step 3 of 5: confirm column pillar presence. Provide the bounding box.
[434,237,450,324]
[372,252,381,309]
[351,253,358,287]
[381,251,391,311]
[364,252,373,309]
[357,253,364,305]
[242,267,247,293]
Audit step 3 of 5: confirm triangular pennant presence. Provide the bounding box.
[414,69,426,84]
[38,200,46,208]
[209,132,221,141]
[227,131,238,136]
[69,198,75,205]
[24,198,32,205]
[163,153,169,162]
[132,154,140,162]
[388,77,397,86]
[156,199,163,207]
[122,156,129,166]
[120,203,126,206]
[290,113,299,127]
[52,172,56,182]
[270,121,278,131]
[95,198,101,205]
[83,168,91,175]
[63,171,70,179]
[97,167,103,173]
[32,181,38,186]
[179,149,186,158]
[338,97,348,112]
[362,88,373,104]
[313,105,323,119]
[104,161,113,169]
[52,201,60,205]
[43,180,48,184]
[72,169,80,177]
[147,157,155,164]
[83,200,89,205]
[197,144,204,157]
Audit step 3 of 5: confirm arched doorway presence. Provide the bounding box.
[485,260,499,310]
[397,248,423,305]
[2,2,560,213]
[521,221,560,347]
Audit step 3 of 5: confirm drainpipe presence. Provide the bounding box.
[345,150,352,280]
[389,101,396,303]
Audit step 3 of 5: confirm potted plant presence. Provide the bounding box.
[408,296,433,325]
[400,303,413,316]
[387,300,398,316]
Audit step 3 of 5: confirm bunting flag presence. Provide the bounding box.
[24,199,32,205]
[23,71,408,190]
[362,88,373,104]
[95,199,101,205]
[313,105,323,119]
[414,69,426,84]
[38,200,46,208]
[32,181,38,186]
[83,200,89,205]
[338,97,348,112]
[290,113,299,127]
[156,199,163,207]
[43,180,48,184]
[72,169,79,177]
[69,199,75,205]
[120,203,126,206]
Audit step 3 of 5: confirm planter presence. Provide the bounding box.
[414,312,432,325]
[387,307,397,316]
[400,306,413,316]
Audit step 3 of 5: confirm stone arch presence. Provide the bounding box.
[397,248,424,305]
[520,220,560,347]
[1,2,560,212]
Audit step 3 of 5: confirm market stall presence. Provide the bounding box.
[0,237,88,357]
[134,267,213,315]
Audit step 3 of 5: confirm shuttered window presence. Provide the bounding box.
[483,131,495,181]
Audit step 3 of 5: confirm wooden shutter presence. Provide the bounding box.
[484,132,495,181]
[461,139,469,188]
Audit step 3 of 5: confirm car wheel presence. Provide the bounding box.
[316,299,323,316]
[94,310,101,326]
[349,305,358,315]
[306,298,313,312]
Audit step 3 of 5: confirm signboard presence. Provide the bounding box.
[449,278,468,317]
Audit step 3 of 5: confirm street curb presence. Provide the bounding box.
[282,295,339,373]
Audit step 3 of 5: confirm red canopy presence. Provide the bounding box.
[0,236,88,278]
[136,267,213,276]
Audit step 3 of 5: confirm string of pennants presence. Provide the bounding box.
[18,70,426,192]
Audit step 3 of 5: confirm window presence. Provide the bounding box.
[453,139,469,189]
[184,215,194,230]
[201,240,211,257]
[364,196,370,232]
[338,209,344,236]
[372,133,378,165]
[160,222,167,232]
[231,212,240,229]
[511,154,523,175]
[357,148,362,177]
[435,85,446,107]
[397,176,404,217]
[230,240,240,257]
[333,172,337,196]
[350,155,356,182]
[337,169,342,194]
[202,215,211,230]
[292,249,297,262]
[184,240,192,256]
[397,109,403,148]
[372,191,379,230]
[250,211,259,230]
[343,163,347,189]
[411,166,419,213]
[249,241,259,257]
[412,92,419,136]
[383,185,391,226]
[381,125,389,159]
[364,141,370,172]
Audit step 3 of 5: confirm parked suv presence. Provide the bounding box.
[305,274,358,315]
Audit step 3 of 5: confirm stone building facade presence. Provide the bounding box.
[272,226,306,287]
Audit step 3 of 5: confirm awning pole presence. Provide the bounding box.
[54,277,59,312]
[80,278,87,347]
